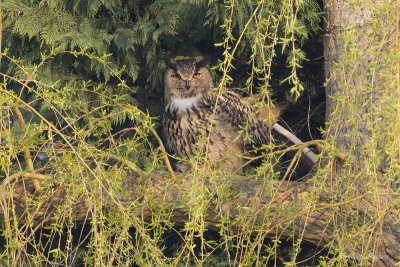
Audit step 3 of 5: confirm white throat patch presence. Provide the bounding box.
[171,94,202,112]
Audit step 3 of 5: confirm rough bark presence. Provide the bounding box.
[1,171,334,246]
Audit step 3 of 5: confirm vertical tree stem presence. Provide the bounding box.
[11,104,41,192]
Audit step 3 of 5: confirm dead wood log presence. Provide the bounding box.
[1,168,398,265]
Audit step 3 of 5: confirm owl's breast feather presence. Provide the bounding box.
[170,94,202,114]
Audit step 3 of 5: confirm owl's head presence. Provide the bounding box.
[164,58,213,106]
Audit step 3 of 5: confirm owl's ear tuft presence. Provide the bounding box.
[164,58,177,70]
[195,56,210,69]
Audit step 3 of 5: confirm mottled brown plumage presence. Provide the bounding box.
[163,58,272,172]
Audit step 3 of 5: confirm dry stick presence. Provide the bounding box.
[272,123,318,164]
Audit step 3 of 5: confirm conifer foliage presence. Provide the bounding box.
[2,0,322,94]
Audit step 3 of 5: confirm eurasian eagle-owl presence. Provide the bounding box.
[162,58,273,172]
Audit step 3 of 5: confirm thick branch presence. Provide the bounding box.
[1,170,398,265]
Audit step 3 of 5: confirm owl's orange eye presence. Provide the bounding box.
[193,73,201,78]
[172,74,181,80]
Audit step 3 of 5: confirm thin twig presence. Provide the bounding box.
[1,172,48,188]
[103,152,146,177]
[148,127,176,179]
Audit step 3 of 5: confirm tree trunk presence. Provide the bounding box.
[323,0,400,265]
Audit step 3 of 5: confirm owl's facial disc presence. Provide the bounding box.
[164,59,211,105]
[172,71,198,91]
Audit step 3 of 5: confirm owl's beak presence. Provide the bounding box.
[185,80,190,90]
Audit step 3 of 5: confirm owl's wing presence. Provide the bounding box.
[214,90,271,147]
[215,90,317,175]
